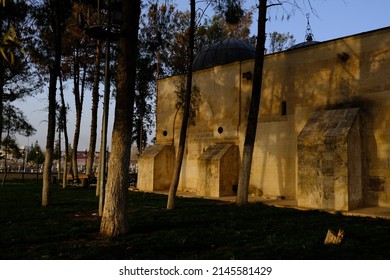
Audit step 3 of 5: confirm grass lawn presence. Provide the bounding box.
[0,181,390,260]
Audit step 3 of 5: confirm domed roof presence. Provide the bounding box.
[289,39,321,50]
[193,38,256,71]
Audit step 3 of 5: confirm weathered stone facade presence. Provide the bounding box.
[297,108,365,211]
[138,27,390,210]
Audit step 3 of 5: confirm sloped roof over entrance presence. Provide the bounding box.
[297,108,362,211]
[193,38,256,71]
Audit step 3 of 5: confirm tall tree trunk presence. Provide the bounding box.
[166,0,196,210]
[1,134,8,187]
[42,0,63,207]
[0,49,4,155]
[236,0,267,206]
[87,40,101,179]
[57,128,61,180]
[71,50,81,182]
[97,38,110,210]
[59,72,69,189]
[2,110,10,187]
[0,17,4,152]
[100,0,140,237]
[1,155,7,187]
[42,69,58,207]
[71,52,86,183]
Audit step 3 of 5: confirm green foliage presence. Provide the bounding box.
[53,140,71,161]
[28,0,73,73]
[27,141,44,164]
[132,40,156,151]
[61,2,96,86]
[0,26,22,64]
[267,31,296,53]
[140,1,253,78]
[212,0,246,25]
[0,0,41,93]
[0,1,23,64]
[140,1,186,77]
[222,0,245,25]
[197,10,253,51]
[0,135,21,158]
[2,102,36,137]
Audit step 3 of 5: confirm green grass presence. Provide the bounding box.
[1,181,390,259]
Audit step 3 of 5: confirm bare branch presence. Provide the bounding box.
[267,3,283,8]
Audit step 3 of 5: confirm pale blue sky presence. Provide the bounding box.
[15,0,390,150]
[263,0,390,43]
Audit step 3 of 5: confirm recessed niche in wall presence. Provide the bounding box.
[162,130,168,136]
[281,100,287,116]
[217,127,223,134]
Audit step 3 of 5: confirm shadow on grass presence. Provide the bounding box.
[1,181,390,259]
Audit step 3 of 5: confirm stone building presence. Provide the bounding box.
[138,26,390,211]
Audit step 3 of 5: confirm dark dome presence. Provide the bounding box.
[289,40,321,50]
[193,38,256,71]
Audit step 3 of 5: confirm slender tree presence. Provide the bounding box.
[100,0,141,237]
[30,0,72,207]
[236,0,313,205]
[166,0,196,210]
[165,0,250,209]
[84,1,103,180]
[86,40,101,179]
[70,53,88,182]
[236,0,268,205]
[61,3,95,182]
[58,71,70,188]
[42,8,60,206]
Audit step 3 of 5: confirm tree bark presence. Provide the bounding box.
[0,36,4,156]
[97,37,110,212]
[100,0,140,237]
[42,0,63,207]
[42,69,57,207]
[71,50,81,182]
[0,15,4,153]
[1,132,8,187]
[87,40,101,179]
[166,0,196,210]
[71,50,86,183]
[236,0,268,206]
[59,72,69,189]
